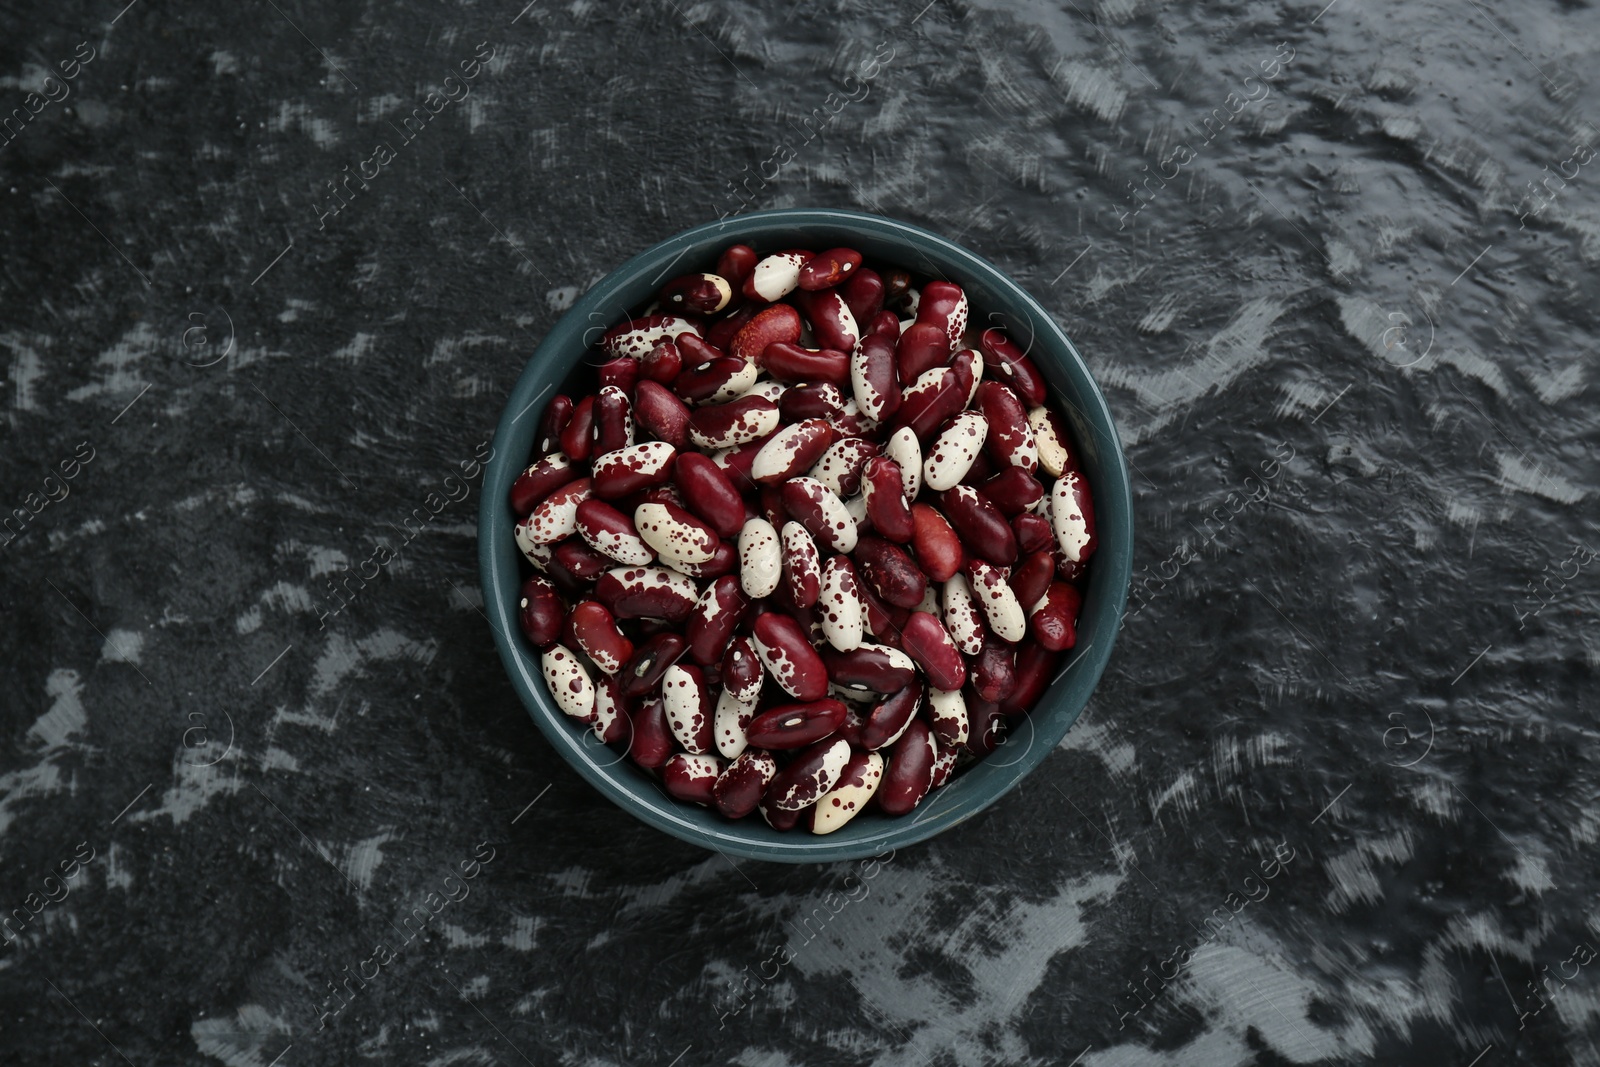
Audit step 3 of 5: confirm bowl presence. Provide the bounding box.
[478,208,1133,863]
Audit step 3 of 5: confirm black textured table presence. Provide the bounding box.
[2,1,1596,1064]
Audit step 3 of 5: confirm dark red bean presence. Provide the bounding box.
[998,641,1057,717]
[629,699,674,769]
[978,327,1047,407]
[841,267,885,323]
[674,356,751,404]
[760,342,851,385]
[798,247,864,290]
[760,792,804,829]
[900,611,966,693]
[821,644,918,693]
[909,503,964,582]
[591,441,677,499]
[536,395,574,457]
[803,291,859,352]
[779,382,849,423]
[660,272,733,315]
[560,395,597,462]
[633,380,691,450]
[662,753,722,805]
[674,452,745,538]
[970,634,1016,703]
[940,486,1018,566]
[516,575,563,649]
[593,385,633,456]
[893,368,964,440]
[877,720,937,815]
[716,244,759,293]
[896,322,951,385]
[882,269,913,310]
[975,381,1036,472]
[598,358,639,394]
[1031,582,1083,652]
[566,600,634,676]
[850,332,901,423]
[552,538,611,582]
[751,612,830,701]
[641,340,683,383]
[746,699,848,749]
[764,736,851,811]
[705,304,756,351]
[618,632,689,698]
[714,750,777,819]
[979,467,1044,517]
[865,309,901,339]
[594,566,699,623]
[853,535,929,609]
[510,452,578,517]
[862,457,915,543]
[964,697,1006,756]
[1009,549,1056,610]
[860,681,923,750]
[1013,512,1054,556]
[686,574,749,666]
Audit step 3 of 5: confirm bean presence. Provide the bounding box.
[1012,511,1054,556]
[849,332,901,423]
[809,437,878,497]
[998,640,1056,717]
[966,558,1026,643]
[780,521,823,609]
[541,644,596,722]
[560,395,597,461]
[629,698,675,768]
[751,611,830,701]
[854,535,929,609]
[575,498,654,565]
[1030,581,1083,652]
[893,367,965,440]
[660,272,733,315]
[716,244,759,291]
[742,250,811,303]
[634,501,719,568]
[927,686,969,747]
[618,632,689,698]
[721,635,764,702]
[593,385,635,456]
[672,452,745,539]
[798,247,864,290]
[803,290,860,353]
[760,342,851,385]
[600,314,702,360]
[965,698,1006,756]
[860,680,924,750]
[713,750,777,818]
[861,457,915,543]
[662,752,723,805]
[977,327,1046,406]
[808,751,884,834]
[841,267,885,322]
[746,698,848,749]
[674,355,759,405]
[923,410,988,492]
[752,419,835,484]
[510,452,577,517]
[820,643,918,693]
[519,477,593,545]
[877,720,937,815]
[566,600,634,676]
[765,736,852,811]
[592,673,632,744]
[591,442,675,499]
[942,572,986,656]
[686,574,749,666]
[900,611,966,693]
[714,688,759,759]
[516,575,563,650]
[818,555,865,652]
[633,380,692,450]
[1051,470,1098,564]
[778,381,849,422]
[594,565,699,622]
[536,394,573,457]
[974,381,1037,472]
[551,538,612,584]
[941,485,1018,565]
[737,517,782,599]
[780,477,858,554]
[928,746,959,788]
[1009,549,1056,612]
[669,539,740,579]
[915,280,969,351]
[896,322,951,385]
[641,340,683,383]
[688,395,781,451]
[970,633,1017,703]
[598,357,639,394]
[661,664,715,754]
[731,301,803,360]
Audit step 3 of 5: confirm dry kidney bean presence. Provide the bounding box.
[662,753,722,805]
[516,242,1100,832]
[713,750,777,818]
[517,575,563,649]
[877,720,937,815]
[746,698,848,749]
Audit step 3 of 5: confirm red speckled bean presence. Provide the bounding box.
[877,720,937,815]
[743,250,811,303]
[566,600,633,676]
[760,792,804,829]
[854,535,929,609]
[670,539,739,579]
[519,477,593,545]
[633,380,691,450]
[928,746,958,789]
[849,332,901,424]
[808,750,884,834]
[781,521,823,609]
[722,635,764,701]
[967,558,1026,643]
[660,272,733,315]
[941,485,1018,566]
[551,537,611,584]
[510,451,577,517]
[765,736,852,811]
[1050,470,1098,564]
[751,611,829,701]
[779,382,849,423]
[592,673,632,744]
[686,574,749,666]
[817,554,865,652]
[516,575,563,649]
[593,385,634,456]
[634,501,719,568]
[752,419,835,485]
[896,322,951,386]
[731,302,803,361]
[799,247,864,290]
[821,643,918,694]
[1030,581,1082,652]
[861,457,915,543]
[779,477,858,555]
[900,611,966,692]
[923,410,988,493]
[809,437,878,497]
[674,355,757,405]
[915,280,969,351]
[804,290,860,352]
[536,395,573,457]
[618,632,689,698]
[662,752,722,805]
[746,698,848,749]
[860,680,923,750]
[560,395,597,462]
[600,314,702,360]
[974,381,1037,472]
[998,640,1057,717]
[942,572,985,657]
[594,565,699,622]
[714,750,778,818]
[591,442,675,499]
[688,395,781,451]
[927,687,969,747]
[893,367,965,441]
[661,664,715,753]
[977,327,1046,407]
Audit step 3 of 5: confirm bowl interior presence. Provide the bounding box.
[479,208,1133,863]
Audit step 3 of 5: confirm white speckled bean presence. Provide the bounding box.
[540,644,595,721]
[737,517,782,599]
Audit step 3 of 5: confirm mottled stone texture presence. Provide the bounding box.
[1,0,1596,1064]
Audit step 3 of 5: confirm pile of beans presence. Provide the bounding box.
[511,243,1096,834]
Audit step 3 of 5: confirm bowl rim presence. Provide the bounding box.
[478,207,1133,863]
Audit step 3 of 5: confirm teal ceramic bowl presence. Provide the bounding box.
[479,208,1132,863]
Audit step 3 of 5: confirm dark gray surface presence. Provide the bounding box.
[0,1,1595,1065]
